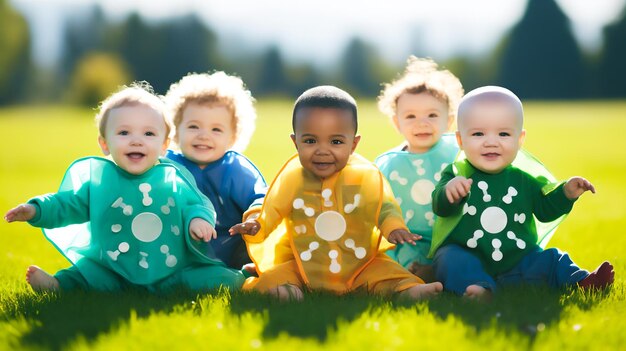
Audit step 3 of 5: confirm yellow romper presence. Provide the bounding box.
[243,154,424,295]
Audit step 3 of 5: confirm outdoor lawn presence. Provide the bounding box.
[0,100,624,350]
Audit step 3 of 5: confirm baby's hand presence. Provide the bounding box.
[387,229,421,245]
[189,218,217,242]
[229,219,260,236]
[4,204,36,223]
[563,176,596,200]
[445,176,473,204]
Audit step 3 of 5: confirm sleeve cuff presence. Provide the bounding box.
[552,183,576,213]
[185,205,215,227]
[243,206,262,222]
[26,199,43,226]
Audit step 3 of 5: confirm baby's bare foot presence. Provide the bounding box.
[26,265,59,292]
[463,284,491,301]
[269,284,303,301]
[400,282,443,300]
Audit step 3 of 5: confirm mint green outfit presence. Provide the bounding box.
[27,157,244,292]
[375,134,458,268]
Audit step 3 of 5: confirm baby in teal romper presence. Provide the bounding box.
[375,56,464,282]
[4,82,244,293]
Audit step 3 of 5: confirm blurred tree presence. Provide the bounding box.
[287,63,320,97]
[444,37,507,92]
[114,13,220,94]
[61,7,108,83]
[256,46,289,96]
[497,0,589,99]
[340,38,383,97]
[598,6,626,97]
[66,52,131,107]
[61,10,221,96]
[0,0,31,105]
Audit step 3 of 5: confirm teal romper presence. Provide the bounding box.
[375,134,459,268]
[27,157,244,292]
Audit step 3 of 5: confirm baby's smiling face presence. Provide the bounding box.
[99,104,169,175]
[456,98,525,174]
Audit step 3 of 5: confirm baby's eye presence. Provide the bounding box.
[331,139,344,145]
[212,128,223,133]
[145,131,156,136]
[188,124,199,129]
[118,130,129,136]
[471,132,484,137]
[499,132,511,137]
[428,113,439,118]
[303,138,316,144]
[405,114,416,119]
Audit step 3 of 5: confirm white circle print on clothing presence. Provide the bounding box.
[315,211,347,242]
[108,182,180,269]
[132,212,163,242]
[411,179,435,205]
[463,181,528,262]
[292,191,367,274]
[480,207,507,234]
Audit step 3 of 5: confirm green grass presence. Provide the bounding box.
[1,101,625,350]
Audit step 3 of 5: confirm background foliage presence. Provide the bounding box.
[2,0,626,106]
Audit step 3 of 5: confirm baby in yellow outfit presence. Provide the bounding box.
[230,86,443,300]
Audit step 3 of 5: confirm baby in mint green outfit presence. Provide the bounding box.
[375,56,464,282]
[5,82,244,293]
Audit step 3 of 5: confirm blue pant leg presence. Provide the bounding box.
[433,244,497,295]
[158,264,245,293]
[496,247,589,288]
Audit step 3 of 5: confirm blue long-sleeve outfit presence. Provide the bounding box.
[166,150,267,268]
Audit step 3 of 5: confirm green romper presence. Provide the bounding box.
[27,157,244,292]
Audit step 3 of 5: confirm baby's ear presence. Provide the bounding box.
[290,134,298,149]
[351,135,361,153]
[391,116,400,131]
[98,136,110,156]
[161,137,171,155]
[518,129,526,147]
[455,131,463,149]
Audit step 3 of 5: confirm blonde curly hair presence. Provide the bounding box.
[164,71,256,153]
[95,81,170,139]
[378,56,464,130]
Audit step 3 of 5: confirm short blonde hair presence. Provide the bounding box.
[164,71,256,152]
[95,81,170,139]
[378,56,464,129]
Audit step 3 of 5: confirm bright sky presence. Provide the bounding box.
[12,0,626,66]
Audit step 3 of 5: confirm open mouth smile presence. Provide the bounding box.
[193,145,213,151]
[482,152,501,159]
[126,152,146,161]
[313,162,334,170]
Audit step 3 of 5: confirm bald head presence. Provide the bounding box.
[457,86,523,131]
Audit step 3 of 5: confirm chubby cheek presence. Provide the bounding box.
[296,151,310,165]
[398,122,414,135]
[178,132,194,147]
